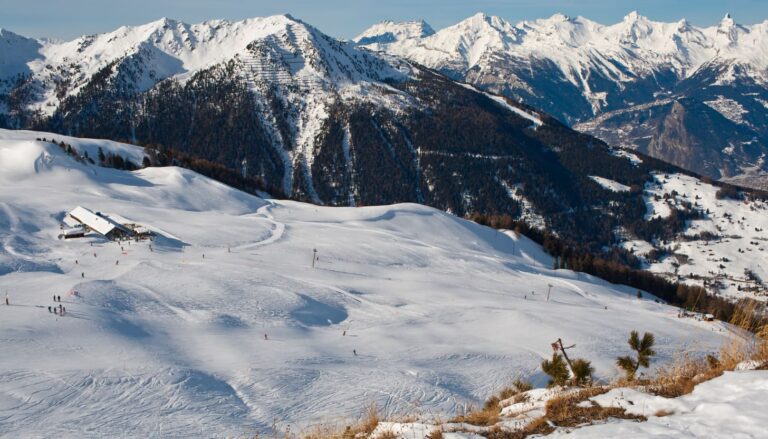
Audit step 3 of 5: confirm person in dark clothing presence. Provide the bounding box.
[81,272,85,278]
[53,294,56,302]
[48,306,52,313]
[57,295,61,302]
[353,349,357,356]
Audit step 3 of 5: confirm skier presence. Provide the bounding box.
[59,304,63,314]
[353,349,357,356]
[81,272,85,278]
[48,306,52,313]
[342,330,346,336]
[54,308,58,315]
[75,259,78,264]
[264,333,268,341]
[62,306,66,315]
[116,260,119,265]
[53,294,56,302]
[5,294,8,306]
[57,295,61,302]
[93,252,97,258]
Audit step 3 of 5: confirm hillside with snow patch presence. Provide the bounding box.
[623,172,768,300]
[0,133,734,436]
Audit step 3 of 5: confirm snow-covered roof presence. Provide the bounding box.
[68,206,119,236]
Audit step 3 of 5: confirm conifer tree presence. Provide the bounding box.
[616,330,656,381]
[570,358,594,387]
[541,353,569,387]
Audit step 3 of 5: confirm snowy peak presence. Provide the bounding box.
[353,19,434,45]
[0,28,42,77]
[357,11,768,74]
[2,14,417,115]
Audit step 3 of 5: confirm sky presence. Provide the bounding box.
[1,0,766,40]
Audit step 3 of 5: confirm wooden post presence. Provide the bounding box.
[556,338,576,374]
[547,284,553,302]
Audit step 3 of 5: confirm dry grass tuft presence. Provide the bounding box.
[452,380,534,427]
[425,428,444,439]
[542,387,645,428]
[358,404,381,436]
[374,430,397,439]
[654,409,674,417]
[299,403,381,439]
[450,404,500,427]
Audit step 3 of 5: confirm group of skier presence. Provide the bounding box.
[48,303,66,315]
[48,294,66,315]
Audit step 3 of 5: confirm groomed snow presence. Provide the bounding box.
[0,134,732,436]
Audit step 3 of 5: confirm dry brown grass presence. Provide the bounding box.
[425,428,444,439]
[374,430,397,439]
[449,404,500,427]
[647,299,768,398]
[648,351,717,397]
[450,380,534,427]
[541,387,645,428]
[299,404,381,439]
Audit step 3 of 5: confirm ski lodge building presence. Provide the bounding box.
[61,206,134,240]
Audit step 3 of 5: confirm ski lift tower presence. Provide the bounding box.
[241,158,248,179]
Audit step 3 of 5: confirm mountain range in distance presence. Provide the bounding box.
[354,12,768,188]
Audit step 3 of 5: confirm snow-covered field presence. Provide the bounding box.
[635,172,768,300]
[0,133,732,437]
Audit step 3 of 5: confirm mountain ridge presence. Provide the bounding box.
[354,11,768,186]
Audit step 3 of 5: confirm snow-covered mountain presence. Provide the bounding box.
[354,12,768,186]
[1,14,421,198]
[0,131,732,435]
[354,20,435,46]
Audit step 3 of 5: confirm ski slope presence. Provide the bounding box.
[0,133,732,437]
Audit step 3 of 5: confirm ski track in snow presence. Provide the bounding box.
[0,134,734,437]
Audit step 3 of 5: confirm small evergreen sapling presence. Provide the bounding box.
[541,353,569,387]
[570,358,595,387]
[617,330,656,381]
